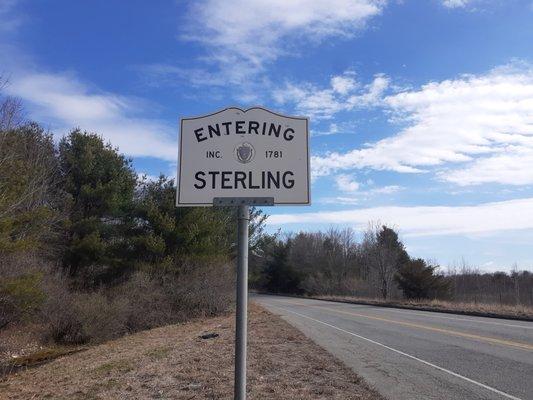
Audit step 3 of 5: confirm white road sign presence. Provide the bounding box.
[177,107,310,206]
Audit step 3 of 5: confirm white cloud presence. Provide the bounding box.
[331,74,358,95]
[268,197,533,237]
[0,0,22,32]
[273,81,344,119]
[370,185,403,194]
[440,0,489,9]
[139,63,260,90]
[321,196,360,205]
[273,72,390,119]
[350,73,390,106]
[139,64,221,87]
[182,0,386,83]
[321,184,403,204]
[333,174,402,195]
[443,148,533,186]
[6,72,177,161]
[313,64,533,185]
[312,123,340,136]
[335,174,360,192]
[442,0,472,8]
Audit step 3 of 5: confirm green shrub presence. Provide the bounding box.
[0,272,46,324]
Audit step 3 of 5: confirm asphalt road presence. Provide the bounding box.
[253,294,533,400]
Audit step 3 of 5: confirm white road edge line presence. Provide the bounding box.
[270,304,522,400]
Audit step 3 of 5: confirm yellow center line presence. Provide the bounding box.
[274,299,533,351]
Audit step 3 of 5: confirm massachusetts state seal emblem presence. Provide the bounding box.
[234,142,255,164]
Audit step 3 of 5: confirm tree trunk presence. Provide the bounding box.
[381,279,388,299]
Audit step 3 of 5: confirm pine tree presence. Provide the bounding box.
[59,130,137,286]
[263,239,302,294]
[395,258,451,300]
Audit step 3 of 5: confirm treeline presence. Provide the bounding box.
[447,264,533,306]
[251,226,533,306]
[251,226,450,300]
[0,88,265,344]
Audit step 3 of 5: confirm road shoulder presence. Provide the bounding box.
[0,303,383,400]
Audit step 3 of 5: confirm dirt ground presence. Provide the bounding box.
[0,303,383,399]
[0,322,44,363]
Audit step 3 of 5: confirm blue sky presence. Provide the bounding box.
[1,0,533,271]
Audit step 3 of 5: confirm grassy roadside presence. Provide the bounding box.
[0,303,383,400]
[306,295,533,321]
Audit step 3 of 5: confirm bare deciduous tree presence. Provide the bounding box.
[0,76,25,131]
[286,228,362,295]
[0,122,64,253]
[362,222,408,299]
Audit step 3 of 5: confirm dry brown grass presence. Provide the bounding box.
[0,323,43,361]
[314,295,533,320]
[0,303,382,400]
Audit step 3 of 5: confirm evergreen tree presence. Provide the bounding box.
[377,226,410,269]
[136,176,267,267]
[364,225,409,299]
[263,238,302,294]
[133,175,237,272]
[395,258,451,300]
[59,130,137,285]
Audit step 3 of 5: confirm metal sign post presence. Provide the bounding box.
[177,107,310,400]
[235,204,249,400]
[215,197,273,400]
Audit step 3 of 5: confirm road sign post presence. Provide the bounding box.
[177,107,310,400]
[235,204,249,400]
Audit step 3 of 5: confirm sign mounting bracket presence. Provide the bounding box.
[213,197,274,206]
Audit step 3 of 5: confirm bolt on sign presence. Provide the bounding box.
[176,107,310,206]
